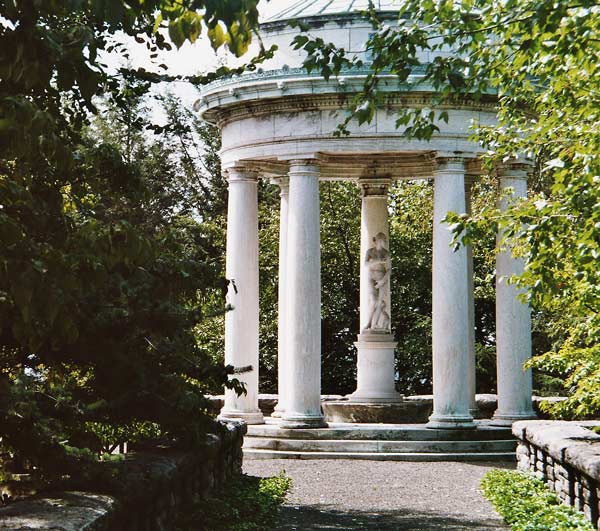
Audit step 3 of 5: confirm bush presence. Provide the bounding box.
[176,473,291,531]
[481,469,595,531]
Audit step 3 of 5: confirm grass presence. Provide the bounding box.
[481,469,595,531]
[176,472,291,531]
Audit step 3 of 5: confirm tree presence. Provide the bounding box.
[293,0,600,415]
[319,182,361,393]
[0,0,270,485]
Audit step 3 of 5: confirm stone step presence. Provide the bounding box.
[246,422,513,442]
[243,436,516,453]
[244,448,516,461]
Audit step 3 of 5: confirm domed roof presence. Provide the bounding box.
[261,0,403,22]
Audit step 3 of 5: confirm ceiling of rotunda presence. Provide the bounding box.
[259,0,403,22]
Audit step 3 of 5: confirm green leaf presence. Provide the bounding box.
[168,19,186,49]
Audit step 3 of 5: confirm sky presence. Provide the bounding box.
[104,0,286,120]
[103,30,225,121]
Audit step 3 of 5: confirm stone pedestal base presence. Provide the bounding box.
[426,413,476,430]
[218,409,264,425]
[490,410,537,427]
[348,333,402,404]
[279,413,327,429]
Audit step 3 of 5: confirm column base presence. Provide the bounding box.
[218,409,264,425]
[346,392,403,404]
[427,413,476,430]
[279,413,327,429]
[490,410,537,427]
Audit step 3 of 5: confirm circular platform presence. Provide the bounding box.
[243,420,516,461]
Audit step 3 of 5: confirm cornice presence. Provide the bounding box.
[201,66,354,92]
[198,65,499,126]
[200,65,423,93]
[260,10,402,31]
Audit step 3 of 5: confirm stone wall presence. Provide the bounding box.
[0,420,246,531]
[513,420,600,528]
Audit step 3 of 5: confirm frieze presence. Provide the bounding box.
[204,91,497,128]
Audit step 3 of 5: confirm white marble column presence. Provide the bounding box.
[465,179,477,416]
[272,177,289,418]
[428,157,475,429]
[280,160,326,428]
[219,166,264,425]
[491,163,536,426]
[349,179,401,403]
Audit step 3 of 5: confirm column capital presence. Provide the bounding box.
[225,165,259,183]
[288,159,321,176]
[433,153,470,174]
[271,176,290,196]
[357,177,391,197]
[497,160,533,181]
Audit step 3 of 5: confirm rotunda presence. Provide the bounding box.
[198,0,536,442]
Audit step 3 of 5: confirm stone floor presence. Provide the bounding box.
[244,459,513,530]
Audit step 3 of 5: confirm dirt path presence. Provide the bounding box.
[244,459,512,530]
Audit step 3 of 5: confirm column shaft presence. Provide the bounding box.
[465,180,477,415]
[428,157,475,429]
[492,166,536,425]
[219,167,264,424]
[280,160,326,428]
[272,178,289,418]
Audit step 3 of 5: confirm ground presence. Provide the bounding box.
[244,459,513,530]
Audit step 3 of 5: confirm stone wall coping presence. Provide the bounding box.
[0,491,115,531]
[513,420,600,479]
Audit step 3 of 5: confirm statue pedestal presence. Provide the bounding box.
[347,332,403,403]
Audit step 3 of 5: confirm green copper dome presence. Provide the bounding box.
[261,0,403,22]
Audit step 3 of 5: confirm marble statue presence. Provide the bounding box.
[363,232,391,332]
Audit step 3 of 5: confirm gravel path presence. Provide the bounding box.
[244,459,513,530]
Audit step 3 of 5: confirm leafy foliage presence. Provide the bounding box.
[175,473,291,531]
[0,99,235,483]
[85,421,162,454]
[319,182,361,393]
[481,469,595,531]
[0,0,267,485]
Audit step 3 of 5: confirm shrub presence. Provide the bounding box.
[176,473,291,531]
[481,469,595,531]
